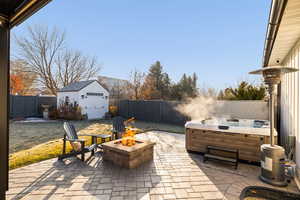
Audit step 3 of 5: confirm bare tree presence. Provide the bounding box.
[56,50,99,88]
[128,69,145,100]
[15,25,101,95]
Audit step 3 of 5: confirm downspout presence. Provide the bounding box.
[262,0,288,67]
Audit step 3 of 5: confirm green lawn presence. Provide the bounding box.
[10,119,184,153]
[9,120,111,153]
[9,119,184,169]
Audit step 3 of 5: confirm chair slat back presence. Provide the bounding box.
[113,116,125,133]
[64,122,78,139]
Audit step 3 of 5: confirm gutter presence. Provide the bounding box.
[10,0,40,23]
[9,0,52,28]
[262,0,288,67]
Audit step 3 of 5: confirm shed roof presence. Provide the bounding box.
[59,80,99,92]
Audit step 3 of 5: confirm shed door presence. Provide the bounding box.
[84,93,107,119]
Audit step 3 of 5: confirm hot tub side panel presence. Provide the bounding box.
[186,128,276,162]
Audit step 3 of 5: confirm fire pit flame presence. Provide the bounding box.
[121,128,137,146]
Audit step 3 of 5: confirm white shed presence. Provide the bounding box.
[57,80,109,119]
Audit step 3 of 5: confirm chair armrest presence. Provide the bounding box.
[78,134,111,138]
[78,134,99,137]
[66,138,86,142]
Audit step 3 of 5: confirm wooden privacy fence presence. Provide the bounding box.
[118,100,189,125]
[10,95,57,118]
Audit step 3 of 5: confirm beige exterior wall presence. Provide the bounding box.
[281,39,300,173]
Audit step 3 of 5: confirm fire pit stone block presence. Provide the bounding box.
[102,139,155,168]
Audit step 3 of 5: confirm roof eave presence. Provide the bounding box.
[0,0,52,28]
[262,0,288,67]
[10,0,52,27]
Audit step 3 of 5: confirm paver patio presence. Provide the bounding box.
[6,131,299,200]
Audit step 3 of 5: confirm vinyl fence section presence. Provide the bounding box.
[119,100,189,125]
[10,95,57,118]
[118,100,269,125]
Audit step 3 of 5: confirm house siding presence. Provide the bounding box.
[281,39,300,173]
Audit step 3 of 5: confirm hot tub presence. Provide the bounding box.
[185,118,277,162]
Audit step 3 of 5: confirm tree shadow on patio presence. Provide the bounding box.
[8,150,162,200]
[187,152,288,200]
[84,151,162,200]
[8,155,99,200]
[9,130,282,200]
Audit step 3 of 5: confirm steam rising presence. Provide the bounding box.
[176,95,222,121]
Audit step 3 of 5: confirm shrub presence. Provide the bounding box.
[109,105,118,116]
[49,100,83,120]
[48,109,59,119]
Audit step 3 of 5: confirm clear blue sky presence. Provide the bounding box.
[11,0,270,90]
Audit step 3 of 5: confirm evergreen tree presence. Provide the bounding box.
[141,61,171,100]
[170,73,198,100]
[218,81,266,100]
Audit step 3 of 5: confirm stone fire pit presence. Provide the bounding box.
[102,139,155,168]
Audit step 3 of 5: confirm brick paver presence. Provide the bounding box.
[7,131,299,200]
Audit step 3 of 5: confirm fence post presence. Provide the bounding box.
[159,101,163,123]
[127,100,130,118]
[36,96,39,117]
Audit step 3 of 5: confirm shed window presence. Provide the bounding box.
[65,96,69,105]
[86,92,103,96]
